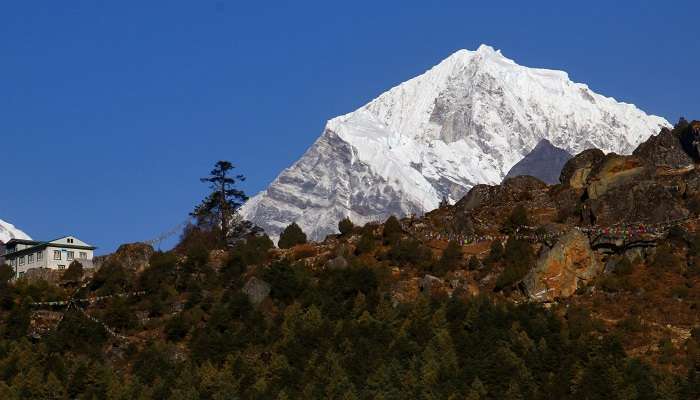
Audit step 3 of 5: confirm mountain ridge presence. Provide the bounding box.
[242,45,670,242]
[503,139,573,184]
[0,219,31,244]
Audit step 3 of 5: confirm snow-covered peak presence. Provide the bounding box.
[0,219,31,244]
[241,45,670,242]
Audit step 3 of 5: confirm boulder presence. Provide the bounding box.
[94,243,154,273]
[633,127,693,169]
[586,155,648,200]
[242,277,271,305]
[325,255,348,270]
[559,148,605,188]
[420,274,445,296]
[524,229,601,302]
[457,176,548,211]
[208,250,228,270]
[679,120,700,161]
[588,180,689,226]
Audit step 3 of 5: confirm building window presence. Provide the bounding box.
[28,254,34,263]
[19,256,25,266]
[54,250,61,260]
[67,238,74,244]
[37,251,42,261]
[58,265,65,270]
[66,251,74,261]
[79,252,87,259]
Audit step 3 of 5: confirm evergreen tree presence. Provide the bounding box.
[62,260,84,282]
[383,216,403,244]
[504,204,530,232]
[0,263,14,284]
[468,256,481,271]
[278,222,307,249]
[484,240,504,266]
[338,217,354,236]
[192,160,248,244]
[495,237,535,290]
[435,241,462,276]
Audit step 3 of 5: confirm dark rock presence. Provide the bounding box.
[633,127,693,168]
[458,175,548,211]
[559,148,606,188]
[420,274,443,294]
[679,121,700,161]
[326,255,348,270]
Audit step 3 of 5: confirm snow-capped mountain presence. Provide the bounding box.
[0,219,31,244]
[241,45,670,242]
[503,139,572,185]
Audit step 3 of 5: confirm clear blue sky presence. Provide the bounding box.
[1,0,698,254]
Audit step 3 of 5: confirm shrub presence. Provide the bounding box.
[387,238,433,268]
[262,260,307,302]
[338,217,354,235]
[356,229,377,255]
[503,205,530,232]
[278,222,307,249]
[468,256,481,271]
[291,243,316,260]
[102,297,138,331]
[484,240,504,266]
[651,243,683,273]
[91,261,133,295]
[230,235,274,266]
[434,241,463,276]
[165,314,189,341]
[382,216,403,244]
[62,260,84,282]
[0,264,14,284]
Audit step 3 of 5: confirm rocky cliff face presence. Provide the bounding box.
[524,229,601,302]
[242,45,669,242]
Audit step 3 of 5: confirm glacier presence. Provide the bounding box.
[241,44,670,242]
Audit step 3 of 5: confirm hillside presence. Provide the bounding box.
[1,122,700,399]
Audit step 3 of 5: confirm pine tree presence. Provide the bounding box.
[382,216,403,244]
[338,217,354,236]
[192,160,248,244]
[278,222,307,249]
[62,260,84,282]
[435,240,462,276]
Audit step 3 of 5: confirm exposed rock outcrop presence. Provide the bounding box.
[559,148,606,188]
[524,229,601,302]
[633,127,693,168]
[94,243,154,273]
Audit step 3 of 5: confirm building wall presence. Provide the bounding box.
[10,238,95,277]
[14,248,48,275]
[45,245,94,271]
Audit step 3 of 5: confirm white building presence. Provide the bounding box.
[1,236,96,277]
